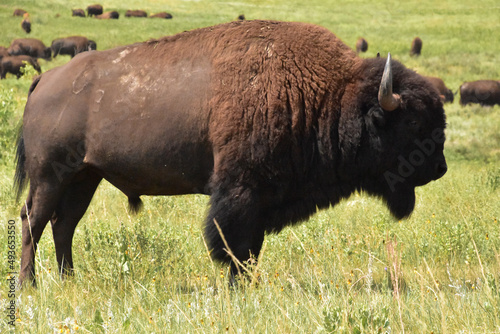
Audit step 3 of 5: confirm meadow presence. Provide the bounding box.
[0,0,499,332]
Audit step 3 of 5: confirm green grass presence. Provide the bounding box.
[1,0,500,332]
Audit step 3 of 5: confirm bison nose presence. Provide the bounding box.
[435,161,447,179]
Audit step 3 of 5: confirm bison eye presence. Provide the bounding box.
[408,120,420,130]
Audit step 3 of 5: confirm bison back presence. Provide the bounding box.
[22,20,357,198]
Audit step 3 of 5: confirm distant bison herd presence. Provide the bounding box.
[2,4,175,80]
[12,4,172,33]
[77,4,172,20]
[0,37,95,79]
[3,5,499,107]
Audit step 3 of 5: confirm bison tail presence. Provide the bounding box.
[14,126,28,202]
[14,75,42,201]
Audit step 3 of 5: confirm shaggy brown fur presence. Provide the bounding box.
[15,20,446,286]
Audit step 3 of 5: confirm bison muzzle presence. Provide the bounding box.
[14,20,447,286]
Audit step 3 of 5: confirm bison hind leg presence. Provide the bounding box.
[19,182,62,286]
[128,196,143,214]
[51,171,102,278]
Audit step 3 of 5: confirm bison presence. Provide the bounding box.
[125,10,148,18]
[51,36,97,58]
[72,9,86,17]
[459,80,500,106]
[15,20,447,286]
[424,76,454,103]
[410,37,422,56]
[355,37,368,54]
[8,38,51,60]
[96,11,119,19]
[0,55,41,79]
[86,4,103,17]
[150,12,173,19]
[21,13,31,34]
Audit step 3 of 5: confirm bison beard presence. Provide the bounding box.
[15,20,447,286]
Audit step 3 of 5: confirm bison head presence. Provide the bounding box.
[43,47,52,60]
[347,54,447,219]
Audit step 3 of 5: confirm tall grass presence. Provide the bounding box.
[1,0,499,332]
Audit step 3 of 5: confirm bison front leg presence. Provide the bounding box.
[204,186,265,279]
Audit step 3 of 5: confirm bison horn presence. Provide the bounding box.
[378,53,401,111]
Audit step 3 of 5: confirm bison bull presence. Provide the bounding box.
[15,20,447,286]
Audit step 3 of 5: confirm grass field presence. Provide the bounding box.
[1,0,499,332]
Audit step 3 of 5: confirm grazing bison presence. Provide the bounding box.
[150,12,173,19]
[459,80,500,106]
[13,8,27,16]
[51,36,97,58]
[8,38,51,60]
[355,37,368,54]
[87,40,97,51]
[410,37,422,56]
[125,10,148,18]
[424,76,454,103]
[72,9,86,17]
[96,11,119,19]
[86,4,103,17]
[15,20,447,286]
[0,55,41,79]
[21,13,31,33]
